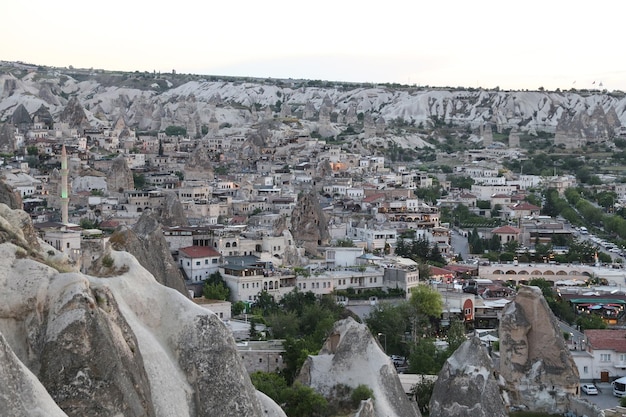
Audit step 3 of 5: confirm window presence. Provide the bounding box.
[212,259,218,264]
[600,353,611,362]
[583,366,588,374]
[196,261,201,266]
[205,259,209,264]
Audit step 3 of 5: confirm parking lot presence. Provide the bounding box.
[582,382,622,410]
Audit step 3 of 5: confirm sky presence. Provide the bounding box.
[3,0,626,91]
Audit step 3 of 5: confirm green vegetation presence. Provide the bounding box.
[164,125,187,136]
[203,272,230,301]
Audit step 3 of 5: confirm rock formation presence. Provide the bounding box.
[297,317,421,417]
[498,285,579,414]
[0,202,283,417]
[429,337,507,417]
[0,122,16,153]
[106,212,188,295]
[59,96,89,131]
[156,190,188,227]
[0,178,23,209]
[290,191,330,256]
[184,144,214,181]
[106,155,135,193]
[0,332,68,417]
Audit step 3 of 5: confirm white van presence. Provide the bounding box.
[580,227,588,235]
[613,376,626,397]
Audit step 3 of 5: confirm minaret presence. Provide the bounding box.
[61,145,69,224]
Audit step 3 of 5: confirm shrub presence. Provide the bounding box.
[351,384,373,407]
[102,255,114,268]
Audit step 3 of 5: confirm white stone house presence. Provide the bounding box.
[179,245,223,282]
[573,329,626,382]
[324,246,365,268]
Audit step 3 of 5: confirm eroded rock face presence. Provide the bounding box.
[0,200,283,417]
[107,213,187,295]
[499,285,579,414]
[39,277,156,417]
[0,203,40,252]
[106,156,134,193]
[290,192,330,256]
[0,331,68,417]
[429,337,507,417]
[0,179,22,209]
[297,317,421,417]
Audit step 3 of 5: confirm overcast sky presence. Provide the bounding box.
[4,0,625,91]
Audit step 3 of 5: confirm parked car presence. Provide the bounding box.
[581,384,598,395]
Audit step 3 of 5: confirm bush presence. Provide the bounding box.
[351,384,373,407]
[102,255,114,268]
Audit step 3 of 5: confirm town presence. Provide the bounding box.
[3,62,626,416]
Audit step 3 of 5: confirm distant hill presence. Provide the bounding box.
[1,61,624,149]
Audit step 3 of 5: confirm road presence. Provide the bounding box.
[584,382,621,410]
[451,229,470,261]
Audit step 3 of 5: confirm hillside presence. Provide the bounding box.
[1,61,624,152]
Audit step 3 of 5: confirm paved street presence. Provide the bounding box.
[583,382,621,410]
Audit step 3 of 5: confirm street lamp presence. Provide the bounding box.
[377,333,387,353]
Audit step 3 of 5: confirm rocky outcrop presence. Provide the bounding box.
[297,317,421,417]
[0,203,39,253]
[499,285,579,414]
[290,192,330,256]
[59,96,89,131]
[429,337,507,417]
[0,200,282,417]
[0,178,22,209]
[107,212,187,295]
[0,122,16,153]
[156,191,188,227]
[39,276,156,417]
[0,331,68,417]
[184,144,214,181]
[106,155,134,193]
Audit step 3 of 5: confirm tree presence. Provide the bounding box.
[365,302,411,356]
[164,125,187,136]
[576,314,607,330]
[445,318,466,355]
[133,172,146,189]
[411,378,435,415]
[409,285,443,340]
[232,300,246,316]
[203,282,229,301]
[203,271,231,301]
[267,311,300,339]
[408,338,442,374]
[254,290,279,316]
[282,382,328,417]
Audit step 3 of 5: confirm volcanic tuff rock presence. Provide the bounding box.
[499,285,580,414]
[297,317,421,417]
[2,64,626,152]
[0,203,283,417]
[0,177,23,209]
[59,96,89,131]
[429,337,507,417]
[183,143,214,181]
[106,155,135,193]
[106,212,187,295]
[0,332,67,417]
[290,191,330,256]
[156,190,188,227]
